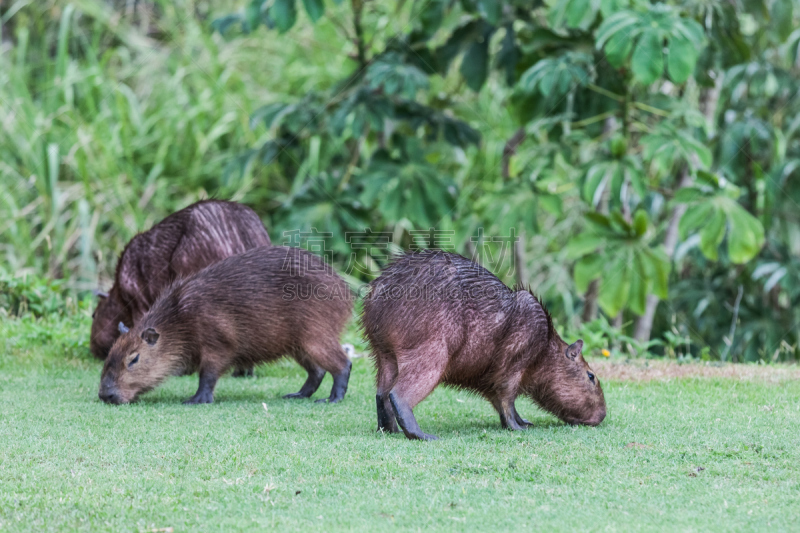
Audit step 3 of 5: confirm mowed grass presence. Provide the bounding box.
[1,314,799,532]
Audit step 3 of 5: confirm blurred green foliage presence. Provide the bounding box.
[1,0,799,363]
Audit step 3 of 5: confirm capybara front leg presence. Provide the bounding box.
[511,402,532,428]
[185,369,219,404]
[389,392,438,441]
[492,396,526,431]
[283,366,326,400]
[317,359,352,404]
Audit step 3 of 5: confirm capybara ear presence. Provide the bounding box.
[566,339,584,360]
[142,327,160,346]
[93,289,109,299]
[118,322,130,334]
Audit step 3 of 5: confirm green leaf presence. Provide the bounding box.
[478,0,501,25]
[604,31,633,67]
[460,38,490,92]
[631,29,663,85]
[496,25,519,85]
[598,255,631,316]
[698,209,725,261]
[726,204,765,264]
[672,186,706,204]
[574,255,604,293]
[678,202,713,239]
[666,36,696,84]
[565,234,601,260]
[645,248,670,299]
[595,11,639,49]
[270,0,297,32]
[566,0,589,26]
[539,194,563,216]
[418,0,445,39]
[301,0,324,22]
[633,209,648,237]
[628,253,647,315]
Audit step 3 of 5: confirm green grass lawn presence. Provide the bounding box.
[1,313,799,532]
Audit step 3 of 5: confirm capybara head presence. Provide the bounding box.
[90,292,128,360]
[524,339,606,426]
[99,324,175,404]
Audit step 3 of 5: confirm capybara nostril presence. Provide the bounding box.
[98,390,119,404]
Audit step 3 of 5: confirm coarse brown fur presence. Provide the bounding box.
[361,250,606,440]
[90,200,271,380]
[98,246,353,405]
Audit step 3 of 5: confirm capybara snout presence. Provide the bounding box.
[362,250,606,440]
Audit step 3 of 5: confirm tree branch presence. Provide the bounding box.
[501,127,526,180]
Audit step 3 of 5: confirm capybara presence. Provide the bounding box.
[90,199,271,377]
[362,251,606,440]
[99,246,353,405]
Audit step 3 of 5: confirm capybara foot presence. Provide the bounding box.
[232,366,255,378]
[184,390,214,404]
[389,392,436,441]
[409,431,439,441]
[512,404,532,428]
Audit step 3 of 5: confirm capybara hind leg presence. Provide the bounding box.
[283,363,326,400]
[389,393,438,441]
[185,368,219,404]
[376,355,399,432]
[317,359,352,404]
[304,343,351,404]
[388,346,447,440]
[232,364,255,378]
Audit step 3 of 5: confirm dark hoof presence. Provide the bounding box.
[283,392,310,400]
[184,392,214,404]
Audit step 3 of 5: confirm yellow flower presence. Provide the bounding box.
[601,349,610,357]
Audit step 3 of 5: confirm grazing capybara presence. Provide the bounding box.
[99,246,353,405]
[90,200,271,377]
[362,250,606,440]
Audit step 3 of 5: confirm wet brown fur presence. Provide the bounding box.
[99,246,353,405]
[361,250,606,440]
[90,200,272,365]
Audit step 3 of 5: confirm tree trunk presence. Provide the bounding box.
[634,169,690,342]
[633,76,723,342]
[582,280,599,322]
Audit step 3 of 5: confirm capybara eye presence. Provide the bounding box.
[587,371,595,383]
[91,312,96,318]
[128,354,140,368]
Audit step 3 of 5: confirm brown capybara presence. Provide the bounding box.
[98,246,353,405]
[90,199,271,377]
[362,250,606,440]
